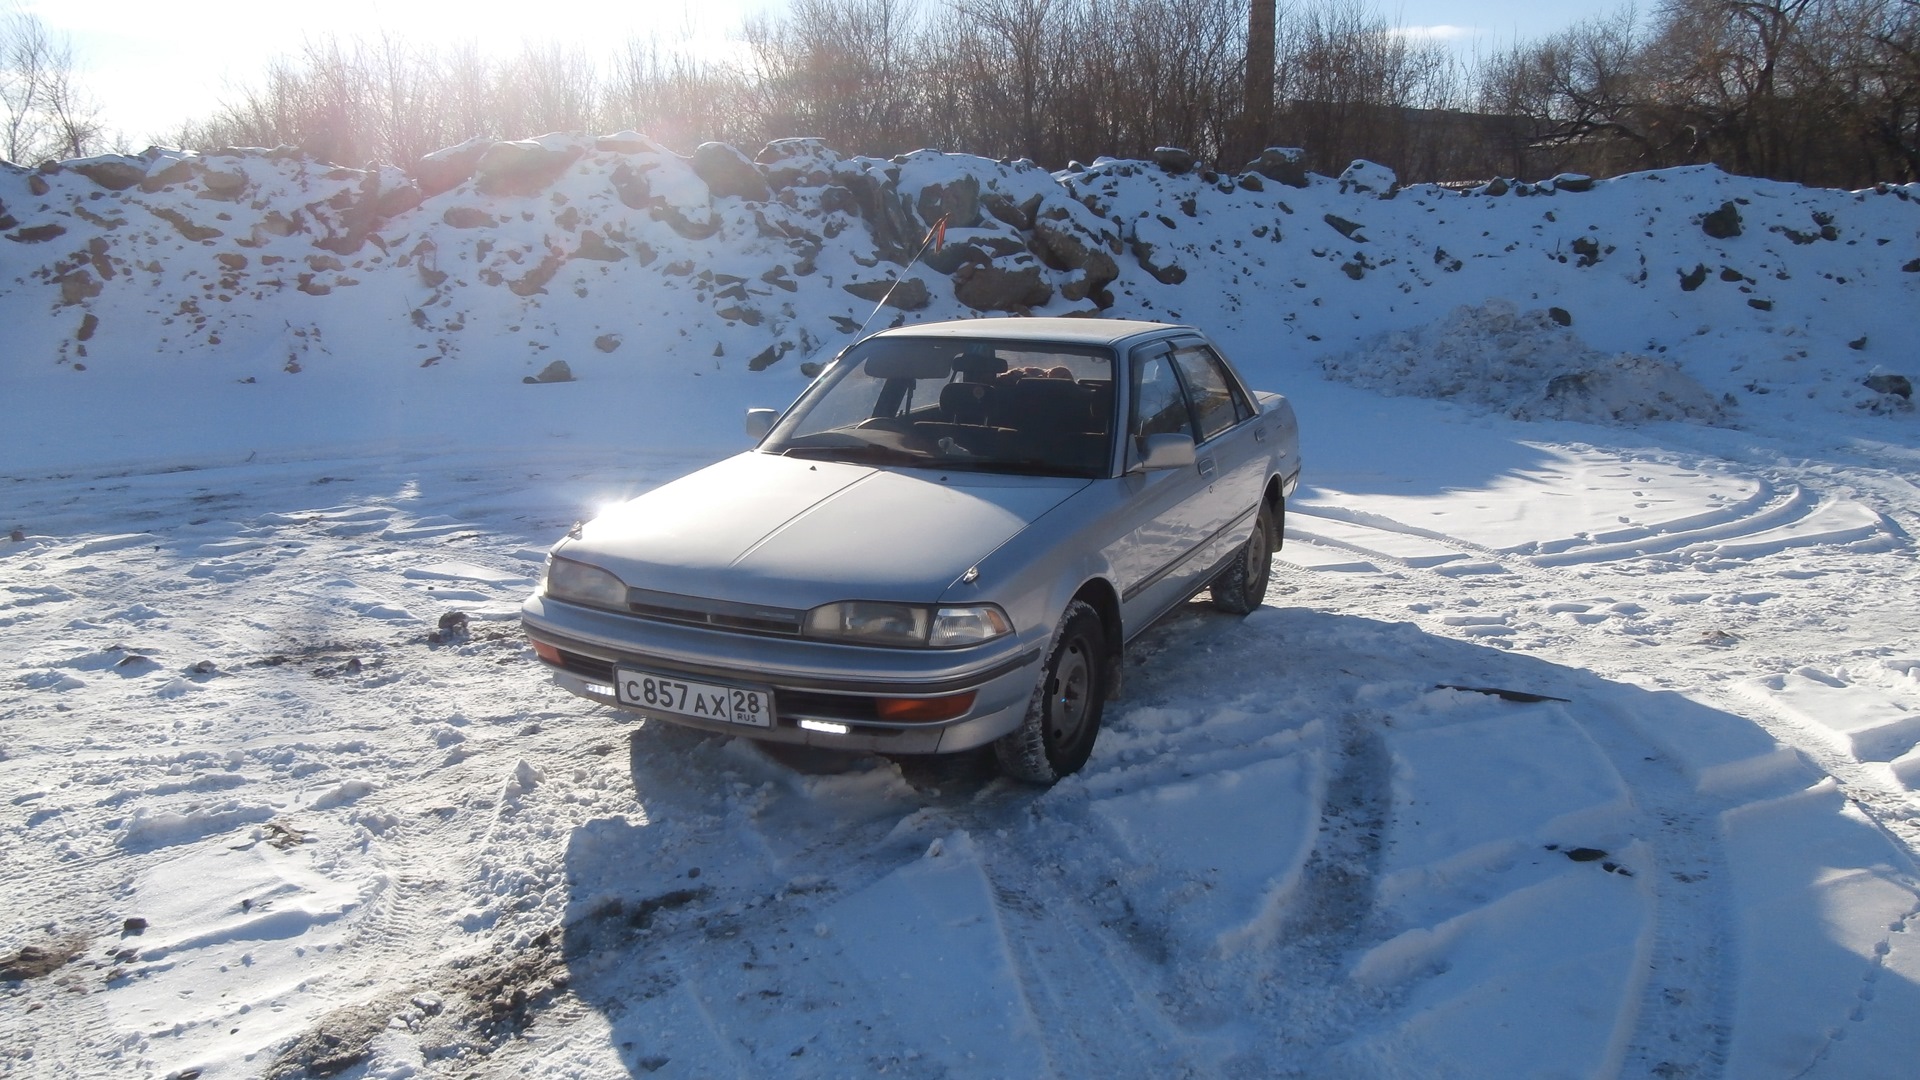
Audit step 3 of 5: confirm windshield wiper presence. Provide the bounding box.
[941,457,1096,477]
[780,443,931,465]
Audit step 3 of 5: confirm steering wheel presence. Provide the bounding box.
[855,417,938,454]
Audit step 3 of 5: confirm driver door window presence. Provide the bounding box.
[1128,350,1196,468]
[1169,344,1248,444]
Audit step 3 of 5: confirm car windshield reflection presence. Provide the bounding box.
[765,336,1117,478]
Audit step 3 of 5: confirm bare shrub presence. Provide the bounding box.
[152,0,1915,186]
[2,4,106,163]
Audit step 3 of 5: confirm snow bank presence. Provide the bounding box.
[4,140,1916,471]
[1322,299,1729,424]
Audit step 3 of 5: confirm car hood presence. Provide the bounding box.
[561,451,1087,609]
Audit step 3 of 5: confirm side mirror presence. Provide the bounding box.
[1135,433,1197,472]
[744,408,778,442]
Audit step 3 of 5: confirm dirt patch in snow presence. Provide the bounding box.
[0,934,89,982]
[450,926,573,1042]
[266,926,574,1078]
[266,996,400,1079]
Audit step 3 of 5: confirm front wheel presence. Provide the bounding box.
[1210,503,1275,614]
[994,600,1107,784]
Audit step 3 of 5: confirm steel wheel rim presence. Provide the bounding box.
[1048,639,1092,749]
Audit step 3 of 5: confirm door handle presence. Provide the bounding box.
[1197,455,1217,480]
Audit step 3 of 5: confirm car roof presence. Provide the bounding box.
[868,316,1193,349]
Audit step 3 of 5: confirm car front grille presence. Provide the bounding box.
[624,587,805,637]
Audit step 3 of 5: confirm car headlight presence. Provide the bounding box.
[805,601,928,645]
[545,556,628,610]
[805,602,1011,648]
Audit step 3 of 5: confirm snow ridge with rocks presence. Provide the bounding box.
[3,136,1917,471]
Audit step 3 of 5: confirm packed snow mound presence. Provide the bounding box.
[2,136,1916,472]
[1323,300,1730,425]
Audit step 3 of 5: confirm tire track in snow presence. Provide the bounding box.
[1290,472,1895,576]
[1711,683,1920,853]
[1291,469,1920,835]
[963,706,1398,1077]
[1279,472,1920,1071]
[1565,698,1738,1080]
[1274,482,1830,1077]
[1237,708,1402,1073]
[1279,560,1744,1077]
[974,846,1196,1077]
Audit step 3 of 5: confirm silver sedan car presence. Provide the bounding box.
[522,318,1301,782]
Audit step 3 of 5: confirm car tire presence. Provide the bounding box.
[1210,503,1274,615]
[994,600,1107,784]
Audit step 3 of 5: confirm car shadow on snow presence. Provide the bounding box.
[550,602,1920,1077]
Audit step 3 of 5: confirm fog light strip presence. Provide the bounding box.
[798,719,851,735]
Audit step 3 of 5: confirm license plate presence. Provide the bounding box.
[614,668,774,728]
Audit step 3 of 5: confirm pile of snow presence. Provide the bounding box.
[3,139,1916,472]
[1322,299,1730,425]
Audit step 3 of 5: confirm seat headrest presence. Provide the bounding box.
[951,348,1008,377]
[940,382,991,407]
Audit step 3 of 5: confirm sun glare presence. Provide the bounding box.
[32,0,773,146]
[1397,24,1477,42]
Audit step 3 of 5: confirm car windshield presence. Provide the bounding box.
[763,336,1117,478]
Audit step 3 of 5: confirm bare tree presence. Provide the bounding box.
[946,0,1070,158]
[364,32,442,167]
[1479,8,1658,176]
[604,35,758,150]
[2,4,104,163]
[498,43,599,142]
[1275,1,1463,174]
[1854,0,1920,178]
[742,0,927,154]
[154,0,1916,186]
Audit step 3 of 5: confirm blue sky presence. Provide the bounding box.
[32,0,1628,148]
[1387,0,1616,44]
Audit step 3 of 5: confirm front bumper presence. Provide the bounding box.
[521,594,1045,754]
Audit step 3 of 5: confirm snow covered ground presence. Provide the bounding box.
[3,141,1919,1078]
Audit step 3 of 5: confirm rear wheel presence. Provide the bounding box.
[995,600,1107,784]
[1210,503,1275,614]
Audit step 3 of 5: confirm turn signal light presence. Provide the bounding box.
[531,640,562,666]
[874,693,976,723]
